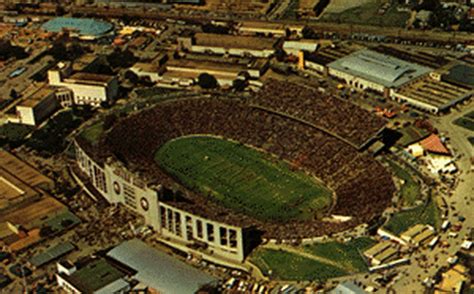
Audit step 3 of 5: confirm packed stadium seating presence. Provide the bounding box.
[251,80,387,149]
[89,97,395,240]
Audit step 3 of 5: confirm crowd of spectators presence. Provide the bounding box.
[251,80,387,149]
[88,98,395,240]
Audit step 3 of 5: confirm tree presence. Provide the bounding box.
[197,73,218,89]
[107,49,137,68]
[9,89,18,99]
[103,113,117,130]
[232,78,247,92]
[124,70,139,84]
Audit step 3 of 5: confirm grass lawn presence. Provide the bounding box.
[383,197,441,235]
[321,0,409,27]
[79,121,104,146]
[250,249,348,281]
[386,160,421,206]
[303,237,375,273]
[0,123,33,143]
[155,136,332,222]
[468,137,474,146]
[465,111,474,120]
[453,117,474,132]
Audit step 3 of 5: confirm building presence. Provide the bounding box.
[303,43,362,74]
[28,242,75,269]
[328,49,432,97]
[133,55,268,88]
[392,74,473,114]
[107,239,217,293]
[48,63,118,107]
[364,241,399,266]
[400,224,436,247]
[56,258,131,294]
[0,150,78,252]
[182,33,277,58]
[283,40,319,56]
[73,142,247,263]
[441,64,474,90]
[0,149,53,212]
[330,281,367,294]
[236,21,304,37]
[41,17,114,40]
[14,87,60,126]
[434,265,469,294]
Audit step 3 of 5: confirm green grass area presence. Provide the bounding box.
[0,123,34,147]
[397,125,430,147]
[386,160,421,206]
[453,117,474,132]
[79,121,104,146]
[465,111,474,120]
[250,249,348,281]
[468,137,474,146]
[155,136,332,222]
[282,0,300,19]
[383,197,441,235]
[321,0,409,27]
[303,237,375,273]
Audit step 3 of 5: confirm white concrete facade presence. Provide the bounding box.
[16,93,59,126]
[74,142,246,262]
[48,70,118,107]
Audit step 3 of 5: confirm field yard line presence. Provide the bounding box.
[262,243,352,273]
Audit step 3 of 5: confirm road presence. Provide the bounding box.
[389,105,473,293]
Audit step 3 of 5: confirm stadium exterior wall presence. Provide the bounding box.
[74,142,245,262]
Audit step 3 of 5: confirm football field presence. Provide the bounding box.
[155,136,332,222]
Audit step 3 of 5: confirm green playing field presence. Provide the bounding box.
[155,136,333,222]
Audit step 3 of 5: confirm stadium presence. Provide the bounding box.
[41,17,114,40]
[73,80,396,264]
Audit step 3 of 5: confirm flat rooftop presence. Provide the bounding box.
[372,45,450,69]
[0,172,38,210]
[65,72,115,85]
[305,44,362,66]
[395,75,472,109]
[107,239,217,293]
[194,32,276,51]
[238,21,304,31]
[72,54,99,72]
[328,49,433,88]
[18,87,56,108]
[0,150,53,188]
[167,58,250,72]
[442,64,474,89]
[64,258,127,293]
[29,242,75,268]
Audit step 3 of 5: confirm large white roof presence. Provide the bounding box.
[329,49,432,88]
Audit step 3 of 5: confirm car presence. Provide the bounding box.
[8,67,26,78]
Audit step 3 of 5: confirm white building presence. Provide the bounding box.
[14,87,59,126]
[56,259,131,294]
[48,64,118,107]
[283,40,319,56]
[183,33,276,58]
[73,141,246,263]
[328,49,432,97]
